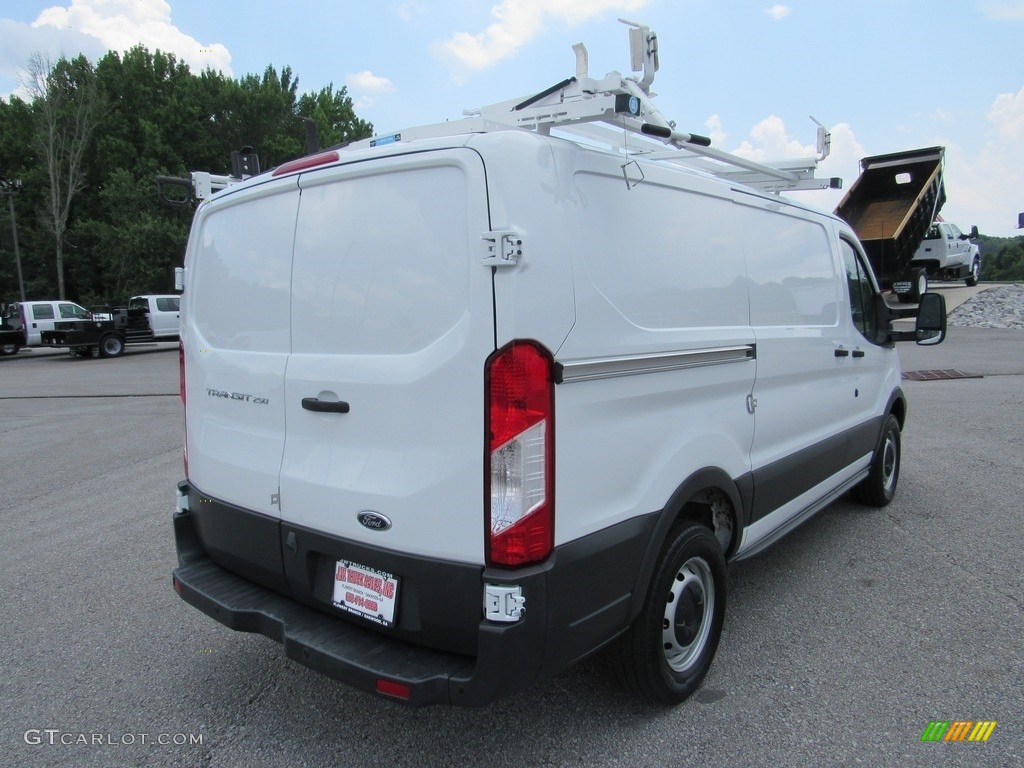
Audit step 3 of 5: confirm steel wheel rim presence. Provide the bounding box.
[662,556,714,673]
[881,432,898,496]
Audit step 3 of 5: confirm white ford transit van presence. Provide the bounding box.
[171,24,945,706]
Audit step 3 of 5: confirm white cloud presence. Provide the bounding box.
[434,0,648,74]
[346,70,395,94]
[345,70,395,109]
[705,114,728,148]
[766,5,792,21]
[24,0,231,75]
[981,1,1024,21]
[732,115,818,160]
[942,86,1024,235]
[988,85,1024,141]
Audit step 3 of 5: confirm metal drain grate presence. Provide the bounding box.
[902,369,983,381]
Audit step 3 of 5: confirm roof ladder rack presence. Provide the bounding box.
[361,19,841,195]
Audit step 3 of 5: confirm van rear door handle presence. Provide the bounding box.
[834,348,849,357]
[301,398,350,413]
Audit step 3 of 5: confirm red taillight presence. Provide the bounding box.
[485,340,555,567]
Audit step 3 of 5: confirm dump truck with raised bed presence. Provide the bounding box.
[835,146,945,302]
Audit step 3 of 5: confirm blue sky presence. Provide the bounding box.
[2,0,1022,236]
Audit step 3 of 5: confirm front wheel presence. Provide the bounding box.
[852,414,901,507]
[611,524,727,704]
[965,258,980,287]
[0,342,19,356]
[98,333,125,358]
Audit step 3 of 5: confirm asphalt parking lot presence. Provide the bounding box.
[1,329,1021,768]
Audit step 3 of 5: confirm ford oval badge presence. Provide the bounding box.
[357,511,392,531]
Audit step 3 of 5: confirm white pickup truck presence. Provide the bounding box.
[128,294,181,339]
[910,222,981,287]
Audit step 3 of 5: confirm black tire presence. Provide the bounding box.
[852,414,901,507]
[611,524,727,704]
[965,258,980,287]
[0,342,18,356]
[98,333,125,358]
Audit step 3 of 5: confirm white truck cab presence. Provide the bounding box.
[128,294,181,339]
[911,221,981,286]
[171,21,946,707]
[13,300,91,346]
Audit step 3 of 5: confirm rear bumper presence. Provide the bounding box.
[172,550,470,706]
[172,483,657,706]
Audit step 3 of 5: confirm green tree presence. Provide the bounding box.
[979,236,1024,281]
[298,84,372,149]
[24,53,104,299]
[0,48,373,304]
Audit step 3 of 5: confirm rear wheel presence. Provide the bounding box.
[912,269,928,301]
[852,414,901,507]
[611,524,726,704]
[0,342,18,356]
[897,269,928,304]
[98,333,125,358]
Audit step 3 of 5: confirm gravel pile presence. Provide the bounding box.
[948,284,1024,329]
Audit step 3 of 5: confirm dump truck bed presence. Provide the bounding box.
[835,146,945,289]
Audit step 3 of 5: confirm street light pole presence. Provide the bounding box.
[1,177,26,302]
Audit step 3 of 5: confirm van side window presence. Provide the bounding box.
[840,239,879,342]
[33,305,55,320]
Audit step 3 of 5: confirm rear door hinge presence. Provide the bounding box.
[481,230,523,267]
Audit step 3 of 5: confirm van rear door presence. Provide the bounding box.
[182,178,299,518]
[279,149,494,565]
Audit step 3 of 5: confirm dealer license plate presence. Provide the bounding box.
[332,559,399,628]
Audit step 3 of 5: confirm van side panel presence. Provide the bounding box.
[183,179,299,518]
[552,162,756,547]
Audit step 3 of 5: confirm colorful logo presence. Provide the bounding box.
[921,721,997,742]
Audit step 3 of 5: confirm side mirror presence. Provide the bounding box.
[174,267,184,292]
[915,292,946,345]
[970,225,979,238]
